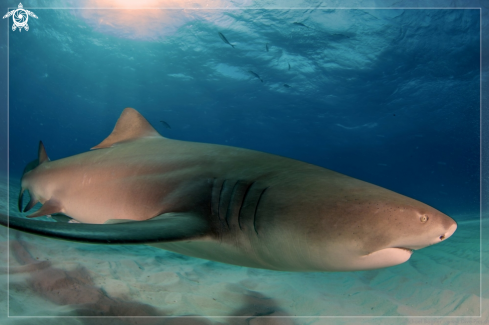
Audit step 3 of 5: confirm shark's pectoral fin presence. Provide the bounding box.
[0,212,211,244]
[102,214,176,224]
[26,199,63,218]
[103,219,137,224]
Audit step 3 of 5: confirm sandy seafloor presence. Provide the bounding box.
[0,178,486,325]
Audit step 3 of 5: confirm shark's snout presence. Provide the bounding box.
[421,213,457,249]
[434,220,457,245]
[388,213,458,252]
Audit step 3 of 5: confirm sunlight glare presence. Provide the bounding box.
[75,0,233,40]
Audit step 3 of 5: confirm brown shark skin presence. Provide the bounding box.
[18,108,457,272]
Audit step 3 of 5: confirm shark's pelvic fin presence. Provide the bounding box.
[18,142,50,212]
[18,189,25,212]
[91,107,163,150]
[0,212,210,244]
[18,141,51,212]
[26,199,63,218]
[23,194,39,212]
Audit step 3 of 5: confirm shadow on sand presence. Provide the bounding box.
[6,235,296,325]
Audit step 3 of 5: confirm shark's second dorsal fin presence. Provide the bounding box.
[91,108,163,150]
[38,141,50,164]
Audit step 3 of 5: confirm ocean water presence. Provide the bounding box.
[0,2,484,324]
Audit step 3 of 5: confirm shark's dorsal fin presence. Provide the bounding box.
[91,108,163,150]
[38,141,50,164]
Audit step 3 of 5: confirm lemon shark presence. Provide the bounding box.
[1,108,457,272]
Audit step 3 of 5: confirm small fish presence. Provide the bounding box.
[249,70,263,83]
[283,84,291,88]
[160,120,171,129]
[218,32,235,48]
[310,2,323,13]
[293,22,307,28]
[266,43,269,52]
[288,63,291,70]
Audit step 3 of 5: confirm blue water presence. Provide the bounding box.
[7,7,480,219]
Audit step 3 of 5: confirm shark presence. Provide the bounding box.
[1,108,457,272]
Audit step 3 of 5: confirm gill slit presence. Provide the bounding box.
[237,182,254,230]
[210,178,216,216]
[217,179,226,226]
[253,187,269,235]
[225,181,241,228]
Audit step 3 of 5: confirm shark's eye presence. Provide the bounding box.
[420,215,428,223]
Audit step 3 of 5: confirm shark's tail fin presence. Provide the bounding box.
[18,141,50,212]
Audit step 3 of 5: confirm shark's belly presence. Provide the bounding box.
[57,171,212,224]
[150,240,279,270]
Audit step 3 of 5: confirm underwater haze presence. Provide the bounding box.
[2,2,483,323]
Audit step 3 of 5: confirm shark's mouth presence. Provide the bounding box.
[394,247,414,254]
[364,247,414,257]
[355,247,414,270]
